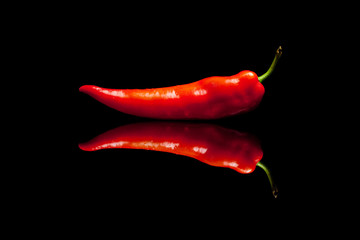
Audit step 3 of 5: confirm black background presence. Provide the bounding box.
[61,5,352,225]
[6,2,357,235]
[73,33,306,201]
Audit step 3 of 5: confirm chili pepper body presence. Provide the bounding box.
[79,122,263,174]
[79,71,264,119]
[79,47,282,119]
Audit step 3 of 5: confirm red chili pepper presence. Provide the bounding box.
[79,122,278,197]
[79,47,282,119]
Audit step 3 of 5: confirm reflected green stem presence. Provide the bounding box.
[256,162,279,198]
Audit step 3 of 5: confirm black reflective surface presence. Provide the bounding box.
[71,37,307,203]
[9,4,355,234]
[66,24,341,213]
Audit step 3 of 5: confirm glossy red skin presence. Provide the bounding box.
[79,122,263,174]
[79,70,264,119]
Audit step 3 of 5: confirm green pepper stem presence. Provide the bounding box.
[256,162,279,198]
[258,46,282,83]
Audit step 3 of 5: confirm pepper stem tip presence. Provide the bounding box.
[256,162,278,198]
[258,46,283,83]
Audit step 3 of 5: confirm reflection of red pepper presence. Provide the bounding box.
[79,122,278,197]
[79,47,282,119]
